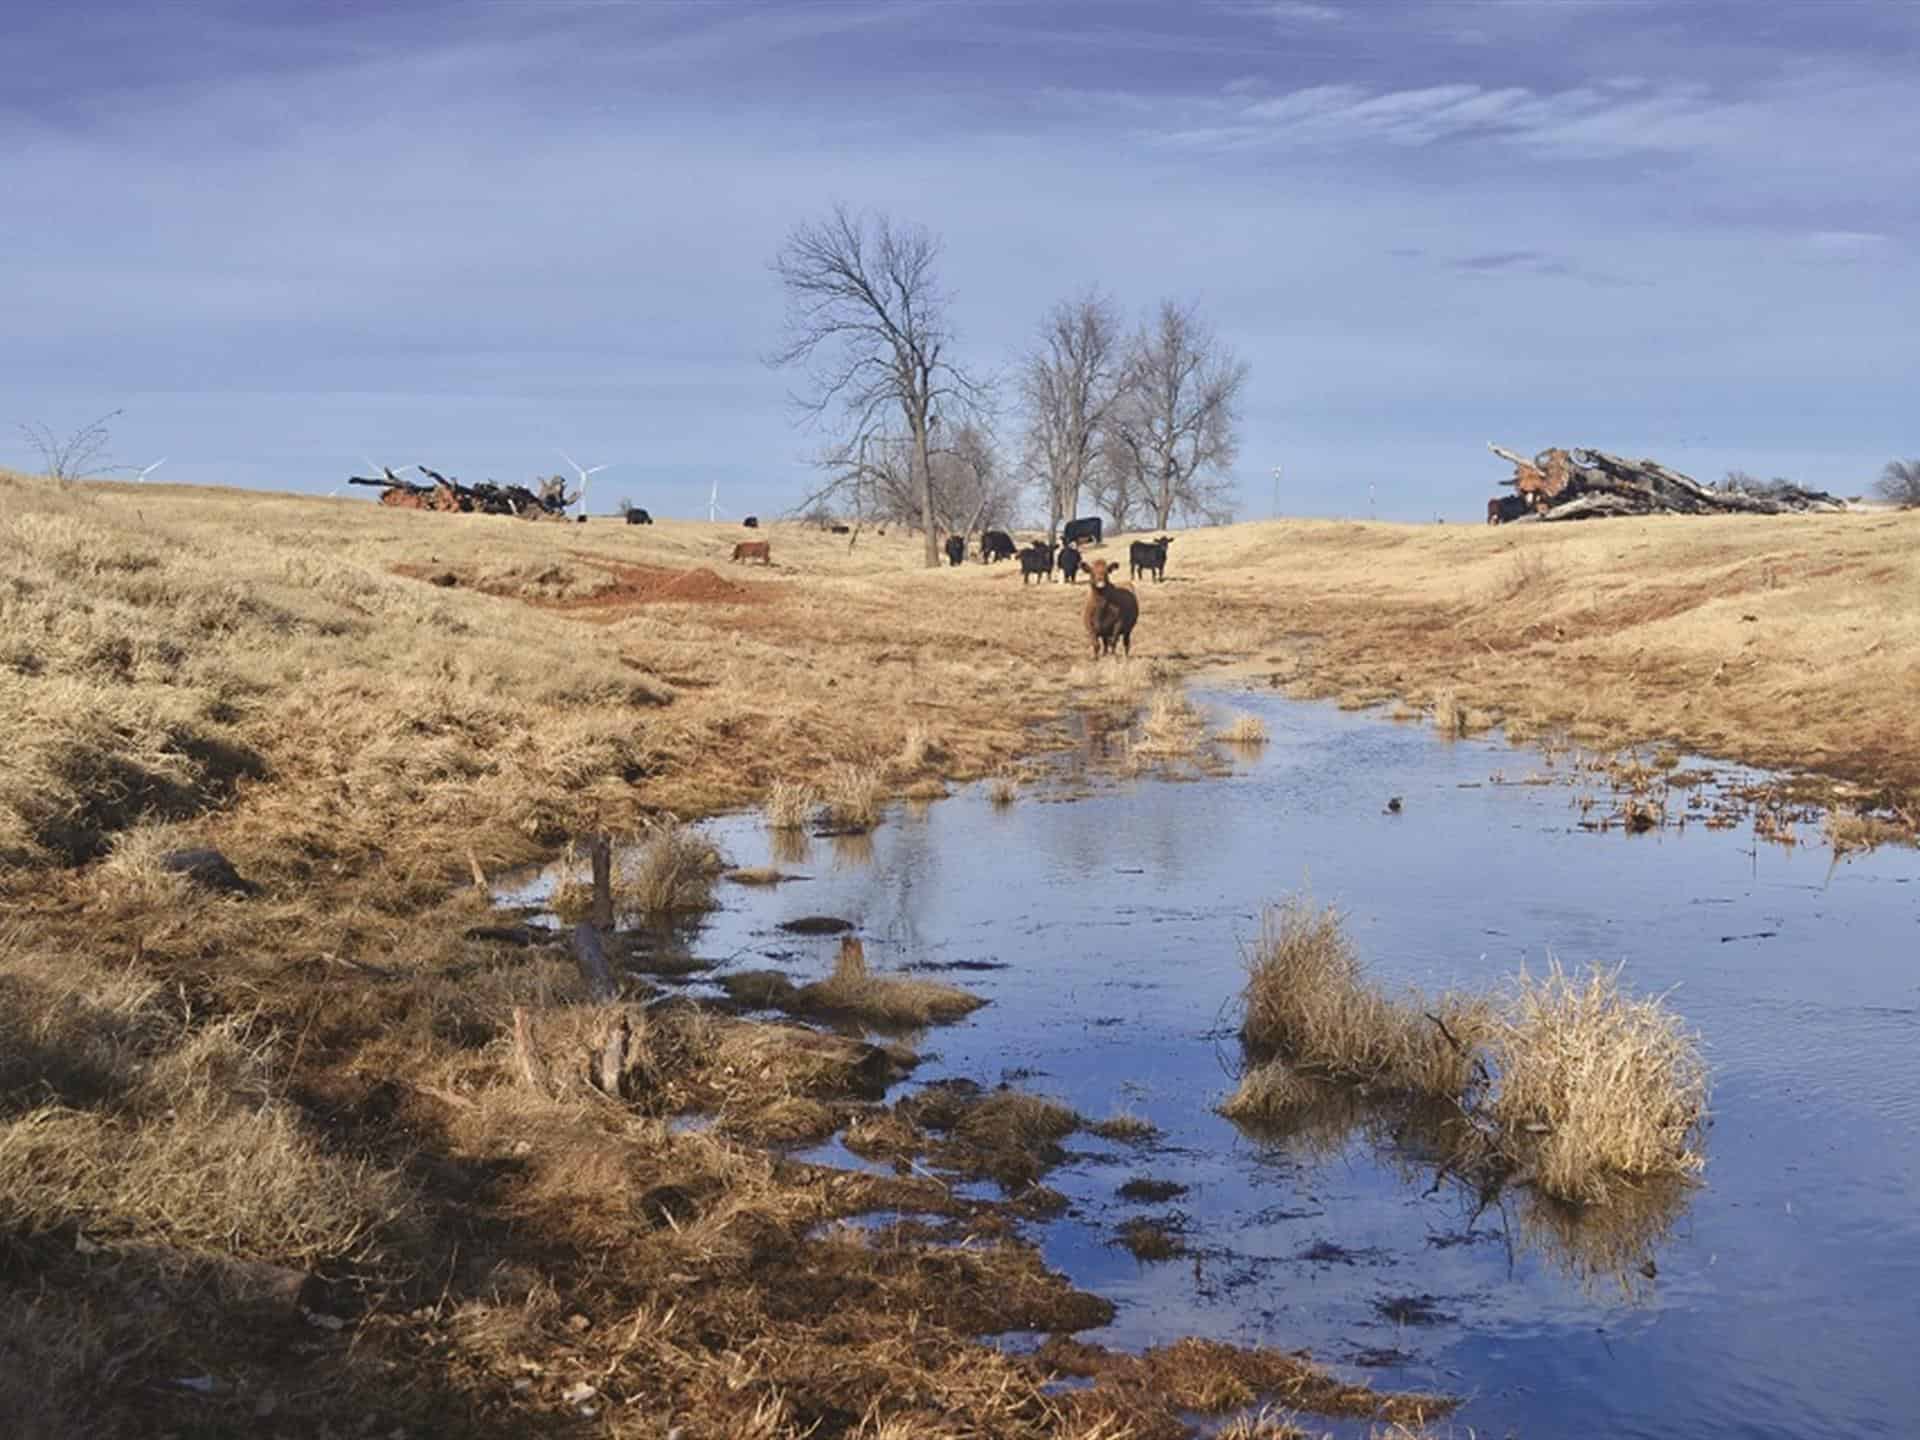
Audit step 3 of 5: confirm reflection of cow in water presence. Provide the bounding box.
[944,534,966,566]
[981,530,1016,563]
[731,540,771,565]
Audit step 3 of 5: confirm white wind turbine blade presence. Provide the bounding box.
[136,458,166,483]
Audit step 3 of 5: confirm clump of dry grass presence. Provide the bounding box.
[620,819,725,917]
[1827,811,1916,854]
[1134,686,1207,758]
[987,770,1019,807]
[896,722,946,772]
[1489,960,1708,1204]
[824,763,886,831]
[764,779,818,830]
[1230,896,1707,1204]
[1217,710,1269,745]
[799,937,985,1028]
[1087,1108,1158,1142]
[1238,897,1491,1100]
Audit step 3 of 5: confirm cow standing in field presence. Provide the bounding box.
[1063,516,1102,548]
[743,516,760,529]
[625,506,652,525]
[1487,495,1531,525]
[981,530,1016,563]
[731,540,771,565]
[945,534,966,566]
[1057,542,1082,584]
[1083,559,1138,658]
[1129,536,1173,582]
[1019,541,1055,585]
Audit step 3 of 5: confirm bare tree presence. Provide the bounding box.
[805,420,1015,539]
[1020,291,1124,540]
[769,206,987,567]
[1107,302,1248,530]
[18,409,122,485]
[1876,458,1920,508]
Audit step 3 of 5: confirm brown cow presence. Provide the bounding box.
[731,540,771,565]
[1083,559,1138,658]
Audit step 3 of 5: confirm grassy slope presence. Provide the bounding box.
[2,470,1914,1437]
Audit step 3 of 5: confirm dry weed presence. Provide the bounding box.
[987,770,1019,807]
[799,937,985,1028]
[1218,710,1270,745]
[620,819,725,916]
[1490,960,1708,1203]
[824,763,886,831]
[764,779,818,830]
[1134,687,1207,758]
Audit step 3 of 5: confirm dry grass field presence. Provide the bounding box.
[1,468,1914,1438]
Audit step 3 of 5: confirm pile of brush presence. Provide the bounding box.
[1486,444,1846,524]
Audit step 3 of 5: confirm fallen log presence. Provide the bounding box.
[1487,444,1847,523]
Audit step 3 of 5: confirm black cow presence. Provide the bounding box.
[743,516,760,529]
[1063,516,1102,548]
[1057,541,1082,584]
[625,506,653,525]
[1129,535,1173,582]
[1019,541,1056,585]
[829,523,851,534]
[944,534,966,567]
[981,529,1016,563]
[1487,495,1531,525]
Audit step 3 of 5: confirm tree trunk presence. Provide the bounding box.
[914,414,938,568]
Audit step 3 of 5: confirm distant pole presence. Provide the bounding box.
[1369,480,1376,522]
[1271,465,1282,519]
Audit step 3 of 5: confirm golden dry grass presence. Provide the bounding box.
[619,818,725,916]
[1236,897,1493,1099]
[1229,896,1706,1204]
[824,762,887,831]
[800,937,986,1028]
[1133,685,1209,758]
[1490,961,1709,1204]
[987,770,1020,806]
[764,778,818,830]
[1218,710,1270,745]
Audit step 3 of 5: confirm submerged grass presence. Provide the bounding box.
[1218,710,1269,745]
[620,819,725,917]
[764,778,818,831]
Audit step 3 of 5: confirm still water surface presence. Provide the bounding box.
[534,691,1920,1439]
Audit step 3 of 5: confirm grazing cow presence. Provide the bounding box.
[1129,535,1173,582]
[829,523,851,534]
[944,534,966,567]
[981,529,1016,563]
[625,507,653,525]
[1019,541,1055,585]
[1063,516,1102,548]
[743,516,759,529]
[731,540,771,565]
[1487,494,1531,525]
[1083,559,1138,658]
[1057,541,1082,584]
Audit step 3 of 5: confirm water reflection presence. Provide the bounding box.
[768,829,811,867]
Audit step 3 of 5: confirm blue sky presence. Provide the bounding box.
[4,0,1915,520]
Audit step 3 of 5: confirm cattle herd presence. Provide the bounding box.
[656,513,1165,659]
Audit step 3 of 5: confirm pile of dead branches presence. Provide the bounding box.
[1486,445,1847,524]
[347,465,574,519]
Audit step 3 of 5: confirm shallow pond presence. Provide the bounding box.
[517,691,1920,1439]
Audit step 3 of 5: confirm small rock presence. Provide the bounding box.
[304,1310,347,1331]
[561,1382,597,1405]
[1385,797,1403,814]
[565,1313,591,1333]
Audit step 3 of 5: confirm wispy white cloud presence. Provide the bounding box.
[1269,1,1344,22]
[1137,77,1753,157]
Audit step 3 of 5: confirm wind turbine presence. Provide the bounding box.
[134,457,166,484]
[559,450,608,515]
[707,479,727,523]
